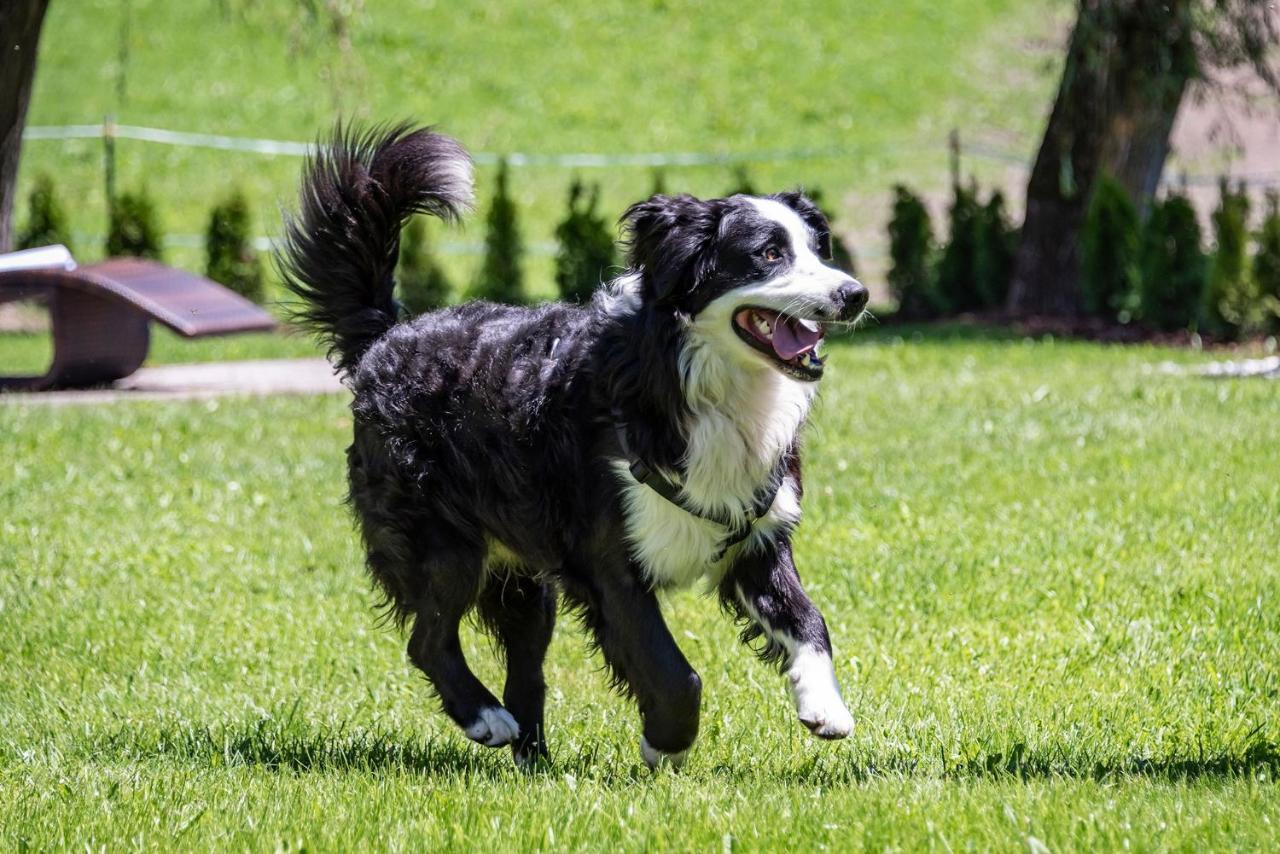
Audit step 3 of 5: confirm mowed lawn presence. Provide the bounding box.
[2,330,1279,850]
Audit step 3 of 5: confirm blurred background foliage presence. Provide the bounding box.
[17,0,1068,297]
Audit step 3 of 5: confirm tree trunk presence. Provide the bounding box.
[1007,0,1194,318]
[0,0,52,253]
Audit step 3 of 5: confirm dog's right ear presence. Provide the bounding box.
[621,195,720,305]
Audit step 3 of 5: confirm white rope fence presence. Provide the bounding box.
[26,121,1280,186]
[24,121,1280,258]
[23,121,1026,169]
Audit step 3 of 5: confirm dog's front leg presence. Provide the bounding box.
[565,562,702,770]
[721,537,854,739]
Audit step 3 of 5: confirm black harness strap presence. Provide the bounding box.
[610,410,787,559]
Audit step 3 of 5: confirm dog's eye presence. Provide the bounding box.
[762,246,782,262]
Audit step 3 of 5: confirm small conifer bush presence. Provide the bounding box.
[936,181,983,313]
[975,189,1017,309]
[649,169,668,197]
[887,185,942,319]
[554,178,618,304]
[1081,175,1140,319]
[1203,179,1259,338]
[471,159,526,304]
[17,174,73,254]
[725,166,757,197]
[396,215,451,315]
[804,187,857,277]
[105,189,163,260]
[1253,191,1280,332]
[205,190,264,303]
[1138,192,1206,331]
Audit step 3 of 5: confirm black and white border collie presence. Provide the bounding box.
[281,124,868,769]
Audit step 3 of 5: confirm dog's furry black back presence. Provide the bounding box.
[279,124,472,374]
[279,125,643,624]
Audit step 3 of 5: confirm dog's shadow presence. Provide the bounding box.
[91,716,521,781]
[90,716,1280,787]
[708,736,1280,787]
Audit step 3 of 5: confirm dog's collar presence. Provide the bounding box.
[609,409,786,559]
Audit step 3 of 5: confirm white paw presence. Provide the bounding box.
[788,646,855,740]
[797,696,855,739]
[640,736,689,770]
[464,706,520,747]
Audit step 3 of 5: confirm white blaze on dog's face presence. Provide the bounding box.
[685,195,868,384]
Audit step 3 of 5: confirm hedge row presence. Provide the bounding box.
[34,171,1272,337]
[1081,177,1280,337]
[401,164,857,311]
[18,169,864,314]
[886,182,1016,321]
[17,176,263,303]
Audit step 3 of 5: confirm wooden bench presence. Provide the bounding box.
[0,250,276,391]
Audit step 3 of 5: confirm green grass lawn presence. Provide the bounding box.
[20,0,1069,294]
[0,327,322,377]
[2,330,1278,849]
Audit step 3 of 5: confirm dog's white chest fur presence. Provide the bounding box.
[615,322,816,588]
[615,463,803,588]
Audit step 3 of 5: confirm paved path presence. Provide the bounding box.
[0,358,344,406]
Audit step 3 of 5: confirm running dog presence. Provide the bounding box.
[280,123,868,768]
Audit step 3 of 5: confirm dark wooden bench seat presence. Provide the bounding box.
[0,256,276,391]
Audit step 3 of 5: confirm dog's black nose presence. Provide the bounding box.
[834,279,869,320]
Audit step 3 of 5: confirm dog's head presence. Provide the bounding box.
[619,192,867,382]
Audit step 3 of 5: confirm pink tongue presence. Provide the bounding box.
[771,316,821,360]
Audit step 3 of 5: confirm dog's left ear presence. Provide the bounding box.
[621,194,722,304]
[772,191,832,260]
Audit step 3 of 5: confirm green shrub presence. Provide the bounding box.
[1081,175,1140,319]
[830,231,858,278]
[887,185,942,319]
[936,181,983,312]
[105,189,163,260]
[1138,192,1206,331]
[554,178,618,304]
[17,174,73,254]
[471,159,526,304]
[1203,178,1260,338]
[725,166,757,197]
[205,190,264,303]
[975,189,1017,309]
[396,215,451,315]
[650,169,668,197]
[805,187,856,277]
[1254,191,1280,331]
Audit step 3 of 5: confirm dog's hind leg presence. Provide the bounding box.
[565,565,702,770]
[477,574,557,766]
[720,536,854,740]
[402,542,519,749]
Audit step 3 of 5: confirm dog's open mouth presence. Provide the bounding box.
[732,307,826,381]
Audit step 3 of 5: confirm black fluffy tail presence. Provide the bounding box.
[279,123,473,374]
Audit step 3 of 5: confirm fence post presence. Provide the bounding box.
[103,115,117,224]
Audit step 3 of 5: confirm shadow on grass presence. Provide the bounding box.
[711,736,1280,787]
[90,714,517,780]
[87,713,1280,787]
